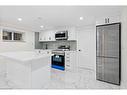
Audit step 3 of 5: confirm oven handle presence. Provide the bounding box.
[52,54,65,56]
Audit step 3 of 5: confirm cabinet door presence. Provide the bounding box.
[39,32,42,41]
[46,31,55,41]
[108,16,120,24]
[96,16,120,25]
[68,28,76,40]
[65,52,77,71]
[39,32,44,41]
[65,52,71,69]
[39,32,46,41]
[44,31,49,41]
[69,52,77,70]
[49,31,55,41]
[96,17,105,25]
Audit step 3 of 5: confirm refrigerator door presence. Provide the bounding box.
[103,24,120,58]
[96,24,120,58]
[96,27,103,57]
[96,57,104,80]
[96,23,121,85]
[104,58,120,85]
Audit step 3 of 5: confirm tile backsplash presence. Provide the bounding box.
[41,40,77,50]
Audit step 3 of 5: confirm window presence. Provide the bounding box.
[3,30,12,40]
[2,29,24,41]
[14,32,23,41]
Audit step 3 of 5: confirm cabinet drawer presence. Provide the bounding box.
[66,64,70,67]
[66,53,70,56]
[66,60,70,62]
[66,56,70,58]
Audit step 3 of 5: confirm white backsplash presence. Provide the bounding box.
[41,40,77,50]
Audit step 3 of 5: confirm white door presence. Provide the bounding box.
[77,26,95,70]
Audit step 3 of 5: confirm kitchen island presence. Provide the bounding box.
[0,50,52,88]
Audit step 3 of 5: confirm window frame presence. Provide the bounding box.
[2,29,25,42]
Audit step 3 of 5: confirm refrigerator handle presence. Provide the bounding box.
[101,30,105,57]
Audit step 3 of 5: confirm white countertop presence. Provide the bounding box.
[0,51,52,62]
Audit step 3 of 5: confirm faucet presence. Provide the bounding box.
[38,50,41,53]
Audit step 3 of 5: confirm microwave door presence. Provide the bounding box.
[55,31,68,40]
[55,33,65,37]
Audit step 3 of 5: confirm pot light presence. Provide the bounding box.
[18,18,22,21]
[79,17,84,20]
[40,25,44,28]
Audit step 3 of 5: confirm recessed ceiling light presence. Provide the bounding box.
[40,25,44,28]
[18,18,22,21]
[79,17,84,20]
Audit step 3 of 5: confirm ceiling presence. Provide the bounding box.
[0,6,125,31]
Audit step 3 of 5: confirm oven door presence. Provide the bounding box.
[51,54,65,70]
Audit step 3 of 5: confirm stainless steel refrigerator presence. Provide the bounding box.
[96,23,121,85]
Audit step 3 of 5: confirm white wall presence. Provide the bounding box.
[0,26,35,52]
[76,25,96,71]
[121,7,127,88]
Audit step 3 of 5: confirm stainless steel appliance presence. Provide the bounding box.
[55,30,68,40]
[96,23,121,85]
[51,50,65,70]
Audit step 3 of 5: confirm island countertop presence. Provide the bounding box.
[0,51,52,62]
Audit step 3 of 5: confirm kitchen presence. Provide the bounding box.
[0,6,127,89]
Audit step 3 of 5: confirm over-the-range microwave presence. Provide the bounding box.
[55,30,68,40]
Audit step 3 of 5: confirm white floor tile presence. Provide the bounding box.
[0,67,121,89]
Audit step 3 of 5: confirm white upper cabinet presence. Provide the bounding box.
[39,31,46,41]
[39,30,55,41]
[96,16,121,25]
[46,30,55,41]
[39,27,77,41]
[68,27,77,40]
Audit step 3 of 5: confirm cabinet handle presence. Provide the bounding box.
[66,60,70,62]
[105,18,107,23]
[108,18,109,23]
[66,65,70,67]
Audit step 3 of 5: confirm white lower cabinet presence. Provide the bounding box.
[65,51,77,71]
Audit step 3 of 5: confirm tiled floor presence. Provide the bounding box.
[0,67,120,89]
[42,67,120,89]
